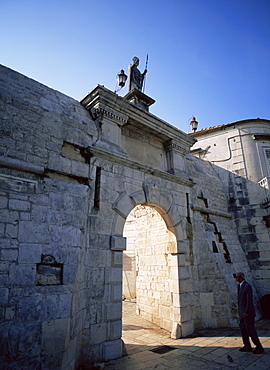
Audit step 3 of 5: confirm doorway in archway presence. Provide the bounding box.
[122,204,177,335]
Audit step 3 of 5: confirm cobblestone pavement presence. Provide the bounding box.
[104,300,270,370]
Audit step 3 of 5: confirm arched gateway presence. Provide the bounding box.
[0,65,260,369]
[79,84,197,361]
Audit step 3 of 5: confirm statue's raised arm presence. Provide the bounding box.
[128,57,147,92]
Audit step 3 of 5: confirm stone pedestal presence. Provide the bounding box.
[124,89,155,112]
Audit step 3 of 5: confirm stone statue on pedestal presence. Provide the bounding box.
[128,56,147,92]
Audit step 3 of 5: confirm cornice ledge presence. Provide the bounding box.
[87,146,195,187]
[0,156,44,175]
[164,139,190,154]
[91,107,129,125]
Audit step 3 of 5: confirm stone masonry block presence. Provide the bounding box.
[200,292,214,306]
[171,322,182,339]
[48,152,72,174]
[129,190,146,205]
[58,294,72,318]
[42,318,70,355]
[45,294,58,320]
[174,222,185,241]
[0,288,8,305]
[180,306,192,322]
[180,320,194,337]
[111,236,126,251]
[178,266,191,279]
[90,323,107,344]
[201,306,212,319]
[179,292,192,307]
[71,160,89,178]
[179,279,193,293]
[18,221,50,243]
[50,225,82,246]
[143,183,160,205]
[15,264,36,286]
[1,249,18,262]
[105,302,122,321]
[1,209,19,223]
[112,214,126,236]
[110,284,122,302]
[112,251,123,266]
[18,243,41,263]
[102,339,122,361]
[176,241,189,254]
[105,267,122,284]
[109,320,122,340]
[159,192,173,213]
[9,199,30,211]
[0,196,8,209]
[85,249,107,267]
[18,296,45,323]
[20,212,30,221]
[112,191,135,219]
[6,223,18,238]
[167,203,184,227]
[8,323,42,359]
[0,223,4,238]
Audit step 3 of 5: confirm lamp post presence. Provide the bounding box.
[115,69,127,93]
[190,116,198,132]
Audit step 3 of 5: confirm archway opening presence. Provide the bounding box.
[122,204,177,334]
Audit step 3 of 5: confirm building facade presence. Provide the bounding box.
[190,120,270,296]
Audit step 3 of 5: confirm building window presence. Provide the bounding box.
[264,148,270,175]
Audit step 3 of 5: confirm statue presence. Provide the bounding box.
[128,56,147,92]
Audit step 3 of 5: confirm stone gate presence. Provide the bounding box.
[0,64,264,369]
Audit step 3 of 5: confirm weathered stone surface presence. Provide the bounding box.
[102,339,122,361]
[42,318,70,354]
[0,64,268,369]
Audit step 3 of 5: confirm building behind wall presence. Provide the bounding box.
[190,120,270,296]
[0,64,269,369]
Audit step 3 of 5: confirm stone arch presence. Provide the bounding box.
[111,186,185,242]
[110,187,191,339]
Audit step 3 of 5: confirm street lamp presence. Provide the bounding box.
[115,69,127,93]
[190,116,198,132]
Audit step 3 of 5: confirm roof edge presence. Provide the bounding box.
[190,118,270,137]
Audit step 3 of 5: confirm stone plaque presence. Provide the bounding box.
[0,174,37,193]
[36,254,63,286]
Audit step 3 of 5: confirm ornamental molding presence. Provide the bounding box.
[91,107,129,126]
[164,140,189,154]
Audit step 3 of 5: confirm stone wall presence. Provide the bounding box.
[122,211,136,299]
[0,64,98,369]
[123,205,177,332]
[0,64,266,369]
[185,155,260,329]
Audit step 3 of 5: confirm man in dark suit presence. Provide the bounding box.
[234,272,264,354]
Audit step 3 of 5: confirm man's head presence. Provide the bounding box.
[132,57,139,66]
[234,272,245,283]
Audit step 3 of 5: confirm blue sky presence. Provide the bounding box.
[1,0,269,133]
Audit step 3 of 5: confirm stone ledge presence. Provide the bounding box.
[0,156,44,175]
[192,205,231,218]
[88,146,195,187]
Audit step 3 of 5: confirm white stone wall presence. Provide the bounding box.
[190,122,270,297]
[123,205,177,333]
[123,211,136,299]
[0,65,266,369]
